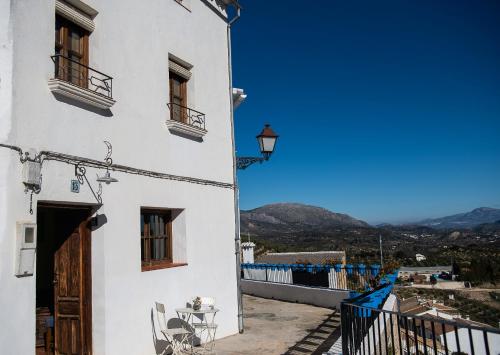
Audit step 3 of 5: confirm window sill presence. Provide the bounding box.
[166,119,207,138]
[48,78,116,110]
[141,262,188,272]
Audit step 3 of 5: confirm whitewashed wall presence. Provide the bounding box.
[442,328,500,355]
[0,0,238,354]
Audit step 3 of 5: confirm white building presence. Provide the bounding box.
[0,0,243,353]
[415,253,426,261]
[398,266,452,282]
[241,241,256,264]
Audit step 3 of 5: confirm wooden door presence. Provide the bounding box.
[55,15,89,88]
[169,72,188,123]
[54,221,92,355]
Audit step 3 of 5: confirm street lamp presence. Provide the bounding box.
[234,123,278,333]
[236,124,279,170]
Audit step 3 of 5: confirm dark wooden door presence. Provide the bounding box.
[169,72,188,123]
[54,221,92,355]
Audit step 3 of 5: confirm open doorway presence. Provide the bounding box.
[36,203,93,355]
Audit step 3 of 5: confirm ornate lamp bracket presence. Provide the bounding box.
[75,164,103,204]
[236,157,265,170]
[74,141,116,205]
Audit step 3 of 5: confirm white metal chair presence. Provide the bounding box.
[191,297,218,354]
[155,302,191,355]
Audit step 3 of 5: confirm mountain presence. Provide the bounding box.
[474,220,500,234]
[241,203,369,235]
[414,207,500,229]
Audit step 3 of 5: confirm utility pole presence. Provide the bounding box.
[379,234,384,268]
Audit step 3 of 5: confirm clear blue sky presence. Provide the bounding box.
[231,0,500,225]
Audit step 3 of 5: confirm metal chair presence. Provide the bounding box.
[191,297,218,354]
[155,302,191,355]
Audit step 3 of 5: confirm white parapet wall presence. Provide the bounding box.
[241,279,350,310]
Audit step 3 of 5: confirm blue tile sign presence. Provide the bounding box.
[71,180,80,193]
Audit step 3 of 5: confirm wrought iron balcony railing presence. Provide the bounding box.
[167,102,206,131]
[341,294,500,355]
[51,54,113,99]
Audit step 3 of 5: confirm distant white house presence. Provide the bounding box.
[415,253,427,261]
[398,266,452,282]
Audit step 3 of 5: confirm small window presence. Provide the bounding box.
[141,209,173,270]
[55,15,89,87]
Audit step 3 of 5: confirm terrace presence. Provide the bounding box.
[214,263,500,354]
[216,295,341,355]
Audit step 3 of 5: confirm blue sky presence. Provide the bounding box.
[231,0,500,224]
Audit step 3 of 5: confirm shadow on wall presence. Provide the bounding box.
[52,92,114,117]
[150,308,170,355]
[169,129,204,143]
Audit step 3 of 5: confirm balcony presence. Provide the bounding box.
[166,103,207,139]
[48,54,115,110]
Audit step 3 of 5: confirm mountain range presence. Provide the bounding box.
[240,203,500,256]
[413,207,500,229]
[241,203,500,234]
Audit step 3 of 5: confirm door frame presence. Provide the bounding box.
[37,201,95,354]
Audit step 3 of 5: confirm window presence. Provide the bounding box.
[55,15,89,87]
[141,209,174,271]
[169,72,188,123]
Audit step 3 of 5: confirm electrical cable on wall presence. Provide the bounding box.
[1,142,234,213]
[0,143,234,189]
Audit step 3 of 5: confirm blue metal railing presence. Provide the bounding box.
[341,288,500,355]
[241,263,386,292]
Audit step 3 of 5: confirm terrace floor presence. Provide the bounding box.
[215,295,341,355]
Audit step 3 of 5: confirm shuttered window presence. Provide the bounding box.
[169,72,188,123]
[55,15,89,87]
[141,209,173,271]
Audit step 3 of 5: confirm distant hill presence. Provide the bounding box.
[474,220,500,234]
[241,203,369,235]
[414,207,500,229]
[239,203,499,260]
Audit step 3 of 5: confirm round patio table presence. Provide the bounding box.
[175,307,219,354]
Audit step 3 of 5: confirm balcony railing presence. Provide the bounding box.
[51,54,113,99]
[167,102,206,131]
[341,291,500,355]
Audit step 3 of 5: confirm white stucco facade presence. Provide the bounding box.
[0,0,240,354]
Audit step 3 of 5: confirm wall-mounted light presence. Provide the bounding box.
[96,141,118,185]
[256,124,279,160]
[75,141,118,204]
[96,170,118,185]
[237,124,279,170]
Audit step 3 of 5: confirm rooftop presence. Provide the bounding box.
[257,251,345,265]
[215,295,341,354]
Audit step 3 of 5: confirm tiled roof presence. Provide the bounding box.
[402,305,430,316]
[399,297,420,312]
[256,251,346,265]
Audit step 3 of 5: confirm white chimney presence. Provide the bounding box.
[241,242,255,264]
